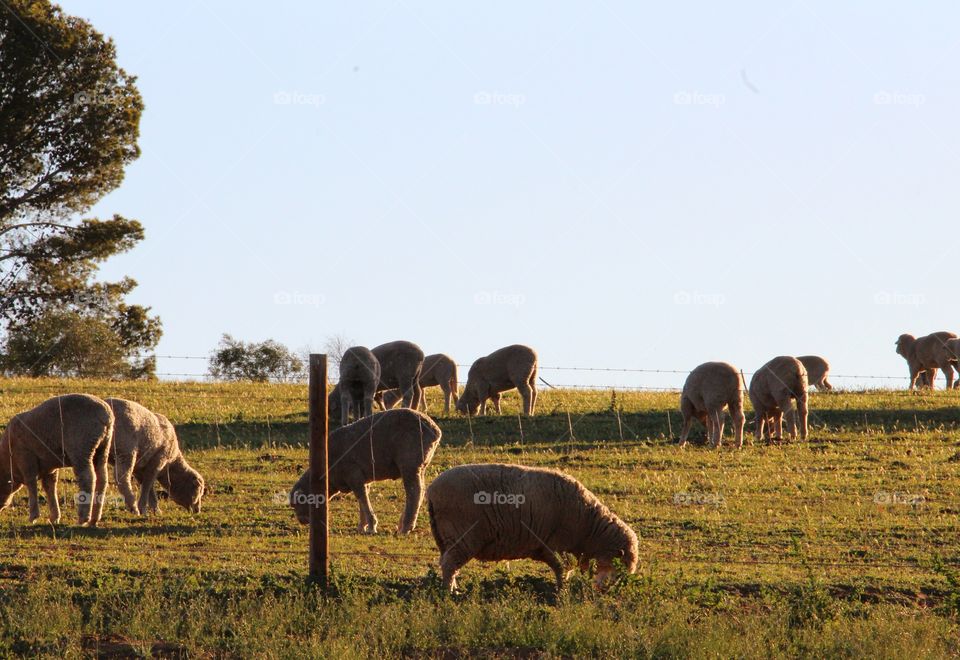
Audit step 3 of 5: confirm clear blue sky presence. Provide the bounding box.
[65,1,958,388]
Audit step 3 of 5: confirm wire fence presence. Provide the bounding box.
[151,354,920,390]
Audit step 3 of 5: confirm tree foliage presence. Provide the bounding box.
[0,0,160,376]
[209,335,305,383]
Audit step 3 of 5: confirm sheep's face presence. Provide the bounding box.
[290,487,310,525]
[455,391,480,416]
[169,469,205,513]
[896,335,913,357]
[0,482,19,511]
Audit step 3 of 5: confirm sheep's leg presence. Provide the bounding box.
[440,550,468,593]
[88,443,109,526]
[796,394,809,441]
[731,405,746,448]
[939,362,956,390]
[712,410,725,448]
[146,486,160,515]
[397,470,424,534]
[529,374,538,414]
[74,461,96,525]
[536,549,565,590]
[678,414,693,447]
[114,454,139,515]
[442,385,451,414]
[23,466,41,523]
[480,398,488,416]
[340,390,352,425]
[517,381,533,416]
[754,413,765,443]
[491,393,502,414]
[136,452,167,517]
[418,390,428,412]
[40,471,60,524]
[352,483,377,534]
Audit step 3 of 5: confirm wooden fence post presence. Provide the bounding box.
[308,354,329,588]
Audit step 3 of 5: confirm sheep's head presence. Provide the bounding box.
[0,481,18,512]
[164,460,205,513]
[290,471,311,524]
[896,334,915,357]
[327,388,342,421]
[455,389,481,416]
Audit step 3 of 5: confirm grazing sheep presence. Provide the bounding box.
[104,398,204,515]
[456,345,538,416]
[379,353,459,414]
[372,340,425,409]
[328,346,381,425]
[797,356,832,391]
[289,408,441,534]
[679,362,745,448]
[0,394,114,526]
[896,332,959,390]
[749,356,809,442]
[427,463,638,592]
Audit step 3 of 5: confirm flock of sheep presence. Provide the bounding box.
[0,331,954,591]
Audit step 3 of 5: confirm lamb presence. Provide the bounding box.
[379,353,459,414]
[289,408,441,534]
[456,344,538,416]
[797,355,833,391]
[372,340,425,409]
[328,346,381,425]
[749,356,809,442]
[897,332,960,390]
[679,362,745,448]
[0,394,114,526]
[427,463,638,592]
[104,398,205,515]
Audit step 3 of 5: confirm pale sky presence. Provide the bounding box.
[63,1,959,388]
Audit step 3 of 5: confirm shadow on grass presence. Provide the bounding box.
[174,406,960,452]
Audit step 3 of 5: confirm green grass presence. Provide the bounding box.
[1,378,960,657]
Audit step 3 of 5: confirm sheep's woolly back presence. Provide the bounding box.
[105,398,179,468]
[427,463,638,571]
[681,362,743,413]
[3,394,114,467]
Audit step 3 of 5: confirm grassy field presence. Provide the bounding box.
[1,378,960,657]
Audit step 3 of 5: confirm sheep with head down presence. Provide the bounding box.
[749,356,809,442]
[456,344,538,416]
[0,394,113,526]
[896,332,959,390]
[372,340,425,409]
[105,398,205,515]
[797,355,833,391]
[379,353,459,414]
[290,408,440,534]
[427,463,638,592]
[679,361,745,448]
[328,346,381,425]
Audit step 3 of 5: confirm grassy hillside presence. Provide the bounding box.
[0,378,959,656]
